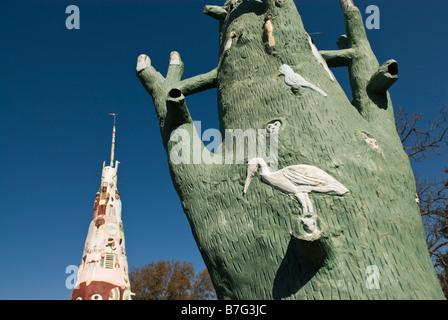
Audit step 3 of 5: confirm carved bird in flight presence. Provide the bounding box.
[243,158,349,214]
[278,64,328,96]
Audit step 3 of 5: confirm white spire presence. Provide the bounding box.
[109,113,118,167]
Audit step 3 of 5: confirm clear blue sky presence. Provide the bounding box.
[0,0,446,300]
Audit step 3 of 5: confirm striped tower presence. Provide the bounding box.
[71,114,134,300]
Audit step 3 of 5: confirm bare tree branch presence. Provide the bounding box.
[396,106,448,162]
[396,106,448,298]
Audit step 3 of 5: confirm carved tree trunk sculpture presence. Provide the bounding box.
[136,0,445,299]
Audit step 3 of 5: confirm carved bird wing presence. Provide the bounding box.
[282,165,335,187]
[224,38,233,52]
[284,72,305,86]
[283,69,328,96]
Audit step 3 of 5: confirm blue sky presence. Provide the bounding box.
[0,0,447,300]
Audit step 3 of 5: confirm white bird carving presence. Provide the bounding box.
[306,33,335,81]
[224,31,236,52]
[243,158,349,214]
[278,64,328,97]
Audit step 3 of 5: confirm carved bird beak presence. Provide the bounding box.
[243,164,258,195]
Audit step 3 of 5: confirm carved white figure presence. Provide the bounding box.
[169,51,181,65]
[243,158,349,214]
[362,132,380,151]
[301,215,319,235]
[224,31,236,52]
[264,15,275,47]
[136,54,151,72]
[266,121,281,133]
[278,64,328,96]
[306,33,335,81]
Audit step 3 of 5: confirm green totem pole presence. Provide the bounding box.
[136,0,445,299]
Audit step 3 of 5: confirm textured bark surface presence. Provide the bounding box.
[137,0,445,300]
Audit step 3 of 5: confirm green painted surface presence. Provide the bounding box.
[137,0,445,300]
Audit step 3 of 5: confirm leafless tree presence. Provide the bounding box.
[397,106,448,162]
[129,260,216,300]
[396,106,448,297]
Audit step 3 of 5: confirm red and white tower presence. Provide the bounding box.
[71,114,134,300]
